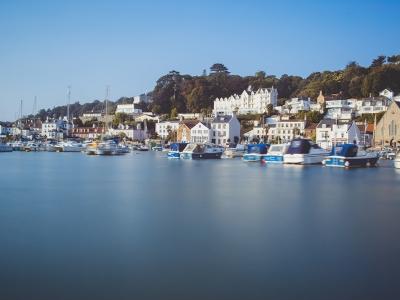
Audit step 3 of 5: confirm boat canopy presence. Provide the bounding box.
[170,143,188,152]
[330,144,358,157]
[287,139,315,154]
[247,143,269,154]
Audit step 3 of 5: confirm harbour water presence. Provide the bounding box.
[1,152,400,299]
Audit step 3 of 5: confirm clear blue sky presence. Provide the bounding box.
[1,0,399,121]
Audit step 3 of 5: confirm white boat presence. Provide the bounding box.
[10,141,24,151]
[96,140,118,155]
[395,153,400,169]
[243,144,269,162]
[284,139,329,164]
[85,142,98,155]
[263,144,289,163]
[0,143,13,152]
[24,142,40,152]
[55,141,83,152]
[323,144,379,168]
[180,143,223,159]
[224,144,246,158]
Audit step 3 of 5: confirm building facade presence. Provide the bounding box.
[115,104,142,115]
[155,121,180,139]
[267,119,306,143]
[190,122,212,144]
[213,87,278,116]
[374,101,400,147]
[177,120,197,143]
[211,114,240,145]
[316,119,362,149]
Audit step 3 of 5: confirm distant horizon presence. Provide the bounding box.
[1,0,400,121]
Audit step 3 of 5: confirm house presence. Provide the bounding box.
[357,122,374,148]
[155,121,180,139]
[304,123,318,141]
[356,97,389,115]
[177,120,198,143]
[267,119,306,143]
[211,114,240,145]
[316,119,362,149]
[325,98,357,120]
[282,97,311,114]
[115,103,142,115]
[317,91,343,106]
[190,122,212,144]
[213,87,278,116]
[374,101,400,148]
[108,124,148,141]
[379,88,394,101]
[133,94,152,104]
[41,118,70,139]
[72,126,106,139]
[134,113,160,123]
[244,126,267,142]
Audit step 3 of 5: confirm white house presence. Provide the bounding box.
[155,121,180,139]
[41,118,70,139]
[213,87,278,116]
[356,97,389,115]
[211,114,240,145]
[115,103,142,115]
[283,97,311,114]
[133,94,152,104]
[379,89,394,100]
[325,98,357,120]
[244,126,267,142]
[0,125,12,136]
[267,119,306,143]
[190,122,212,144]
[316,119,362,149]
[108,124,148,141]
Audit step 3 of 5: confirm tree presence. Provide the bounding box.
[170,107,178,119]
[210,63,230,74]
[388,55,400,64]
[370,55,386,68]
[266,104,273,116]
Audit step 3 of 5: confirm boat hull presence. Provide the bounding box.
[395,159,400,169]
[263,154,284,163]
[0,145,13,152]
[243,153,264,162]
[284,153,328,164]
[324,155,379,168]
[180,152,222,159]
[167,151,181,159]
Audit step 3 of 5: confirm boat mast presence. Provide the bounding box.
[67,86,71,137]
[105,85,110,135]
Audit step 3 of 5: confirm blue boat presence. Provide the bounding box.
[263,144,288,163]
[167,142,188,159]
[243,143,269,162]
[323,144,379,168]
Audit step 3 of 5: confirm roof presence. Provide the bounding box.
[357,123,374,134]
[317,119,336,128]
[180,120,198,129]
[212,115,232,123]
[305,123,318,130]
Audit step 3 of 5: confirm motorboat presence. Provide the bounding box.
[394,153,400,169]
[137,145,149,151]
[167,142,188,159]
[263,143,289,163]
[243,143,269,162]
[224,144,246,158]
[323,144,379,168]
[85,141,98,155]
[10,141,24,151]
[0,143,13,152]
[96,140,118,155]
[24,142,40,152]
[54,141,83,152]
[116,144,130,155]
[152,145,163,151]
[180,143,223,159]
[284,138,329,164]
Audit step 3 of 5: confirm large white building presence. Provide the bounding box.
[190,122,212,144]
[115,104,142,115]
[356,97,389,115]
[41,118,70,139]
[316,119,362,149]
[108,124,148,141]
[155,121,180,139]
[211,114,241,145]
[213,87,278,116]
[267,119,306,143]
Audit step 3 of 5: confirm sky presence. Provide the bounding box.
[1,0,399,121]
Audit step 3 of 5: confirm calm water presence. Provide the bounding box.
[1,152,400,300]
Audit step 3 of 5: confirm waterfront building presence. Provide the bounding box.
[244,126,267,142]
[355,97,389,115]
[115,103,142,115]
[211,114,240,145]
[316,119,362,149]
[72,126,106,139]
[281,97,311,114]
[325,98,357,120]
[374,100,400,147]
[108,124,148,141]
[0,124,12,136]
[213,87,278,116]
[190,122,212,144]
[267,119,306,143]
[304,123,318,141]
[177,120,198,143]
[155,121,180,139]
[41,118,70,139]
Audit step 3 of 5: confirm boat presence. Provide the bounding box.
[85,141,98,155]
[323,144,379,168]
[167,142,188,159]
[10,141,24,151]
[0,143,13,152]
[96,140,118,155]
[54,141,83,152]
[116,144,130,155]
[224,144,246,158]
[137,145,149,151]
[394,153,400,169]
[263,143,289,163]
[24,142,40,152]
[243,143,269,162]
[180,143,223,159]
[152,145,163,151]
[284,138,329,164]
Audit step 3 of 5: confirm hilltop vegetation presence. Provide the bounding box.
[35,55,400,121]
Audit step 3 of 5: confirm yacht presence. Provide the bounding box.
[116,144,130,155]
[224,144,246,158]
[284,139,329,164]
[96,140,118,155]
[323,144,379,168]
[152,145,163,151]
[24,142,40,152]
[394,153,400,169]
[10,141,24,151]
[167,142,188,159]
[180,143,223,159]
[0,143,13,152]
[85,141,98,155]
[263,143,289,163]
[137,145,149,151]
[55,141,83,152]
[243,143,269,162]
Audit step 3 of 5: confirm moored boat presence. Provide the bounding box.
[167,142,188,159]
[24,142,40,152]
[0,143,13,152]
[323,144,379,168]
[243,143,269,162]
[394,153,400,169]
[180,143,223,159]
[284,138,329,164]
[263,143,288,163]
[96,140,118,155]
[85,141,98,155]
[224,144,246,158]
